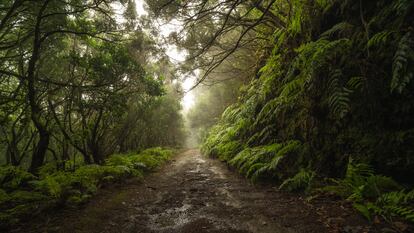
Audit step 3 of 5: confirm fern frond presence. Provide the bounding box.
[321,22,353,38]
[347,76,366,91]
[346,160,374,178]
[280,78,305,99]
[328,70,352,119]
[251,165,269,182]
[267,141,301,171]
[246,163,267,179]
[393,0,414,16]
[279,169,315,192]
[391,32,414,93]
[368,31,394,47]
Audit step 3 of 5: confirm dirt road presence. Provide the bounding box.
[21,149,376,233]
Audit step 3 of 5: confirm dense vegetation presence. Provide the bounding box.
[0,0,184,229]
[0,0,184,170]
[2,0,414,230]
[0,147,173,228]
[160,0,414,225]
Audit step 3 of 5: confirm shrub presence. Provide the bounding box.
[0,189,9,205]
[0,147,174,228]
[0,166,35,190]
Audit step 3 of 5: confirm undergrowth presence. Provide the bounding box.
[0,147,173,228]
[201,0,414,227]
[322,159,414,224]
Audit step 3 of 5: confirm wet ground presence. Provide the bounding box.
[17,149,390,233]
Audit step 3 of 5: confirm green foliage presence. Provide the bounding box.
[215,141,303,182]
[279,169,315,193]
[140,147,173,161]
[38,163,59,178]
[324,160,400,201]
[229,144,283,179]
[327,69,353,119]
[323,160,414,223]
[0,148,174,228]
[368,31,394,48]
[31,175,64,198]
[125,147,172,170]
[321,22,354,38]
[391,32,414,93]
[0,189,50,226]
[202,0,414,202]
[0,166,35,190]
[216,141,245,161]
[187,80,243,145]
[0,189,9,205]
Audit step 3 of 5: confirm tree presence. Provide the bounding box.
[145,0,285,88]
[0,0,184,172]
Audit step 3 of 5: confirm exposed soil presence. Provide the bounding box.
[12,149,403,233]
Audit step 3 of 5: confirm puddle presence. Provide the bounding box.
[209,165,227,179]
[217,187,242,208]
[148,203,193,230]
[195,157,206,163]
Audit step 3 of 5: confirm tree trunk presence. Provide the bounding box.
[89,141,103,164]
[5,145,11,165]
[29,129,49,173]
[81,150,92,164]
[9,144,19,166]
[27,0,51,173]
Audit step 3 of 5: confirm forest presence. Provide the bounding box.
[1,0,414,232]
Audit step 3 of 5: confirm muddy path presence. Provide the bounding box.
[18,149,379,233]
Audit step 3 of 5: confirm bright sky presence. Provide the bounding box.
[135,0,196,112]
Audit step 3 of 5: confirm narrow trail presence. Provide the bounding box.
[22,149,373,233]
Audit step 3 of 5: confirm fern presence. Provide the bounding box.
[279,169,315,192]
[323,160,373,199]
[393,0,414,16]
[368,30,394,47]
[324,159,413,222]
[246,163,267,179]
[249,141,302,180]
[353,203,373,221]
[375,190,414,223]
[229,148,251,168]
[279,78,304,99]
[31,176,63,198]
[227,142,302,182]
[289,1,303,34]
[346,76,366,91]
[251,165,269,182]
[315,0,334,12]
[328,70,352,119]
[229,144,283,178]
[246,125,274,146]
[254,98,280,125]
[391,32,414,93]
[321,21,353,38]
[0,166,35,190]
[0,189,9,205]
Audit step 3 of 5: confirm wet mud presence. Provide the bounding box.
[17,149,380,233]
